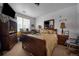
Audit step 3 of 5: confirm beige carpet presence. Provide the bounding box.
[52,45,69,56]
[3,42,32,56]
[52,45,77,56]
[3,42,76,56]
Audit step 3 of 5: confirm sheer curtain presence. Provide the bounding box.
[17,16,30,32]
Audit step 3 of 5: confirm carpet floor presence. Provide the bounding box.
[3,42,32,56]
[3,42,77,56]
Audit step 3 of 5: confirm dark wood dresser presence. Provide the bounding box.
[57,34,69,45]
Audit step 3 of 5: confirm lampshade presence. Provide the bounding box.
[60,22,66,29]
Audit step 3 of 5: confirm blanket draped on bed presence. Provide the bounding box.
[42,34,58,55]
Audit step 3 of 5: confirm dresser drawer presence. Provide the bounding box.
[57,35,69,45]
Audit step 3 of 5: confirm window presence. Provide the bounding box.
[17,16,30,32]
[17,16,22,32]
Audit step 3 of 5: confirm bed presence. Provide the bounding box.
[21,30,58,56]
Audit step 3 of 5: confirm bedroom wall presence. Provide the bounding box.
[76,3,79,35]
[36,5,77,38]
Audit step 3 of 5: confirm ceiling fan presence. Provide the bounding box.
[34,3,40,6]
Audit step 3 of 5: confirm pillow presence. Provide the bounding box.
[42,29,48,34]
[48,30,56,34]
[40,29,56,34]
[48,30,54,34]
[40,29,48,34]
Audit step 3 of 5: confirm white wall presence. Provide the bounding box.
[77,4,79,34]
[36,5,77,38]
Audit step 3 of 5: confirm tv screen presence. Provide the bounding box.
[2,3,15,18]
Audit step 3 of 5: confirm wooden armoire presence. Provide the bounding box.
[0,15,17,51]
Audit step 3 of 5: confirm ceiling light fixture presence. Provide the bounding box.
[34,3,40,6]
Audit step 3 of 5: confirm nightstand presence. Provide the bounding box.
[57,34,69,45]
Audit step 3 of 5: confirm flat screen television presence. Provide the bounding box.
[2,3,15,18]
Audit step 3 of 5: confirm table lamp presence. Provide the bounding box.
[60,22,66,35]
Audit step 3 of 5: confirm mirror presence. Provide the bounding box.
[44,19,54,30]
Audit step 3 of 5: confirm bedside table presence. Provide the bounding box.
[57,34,69,45]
